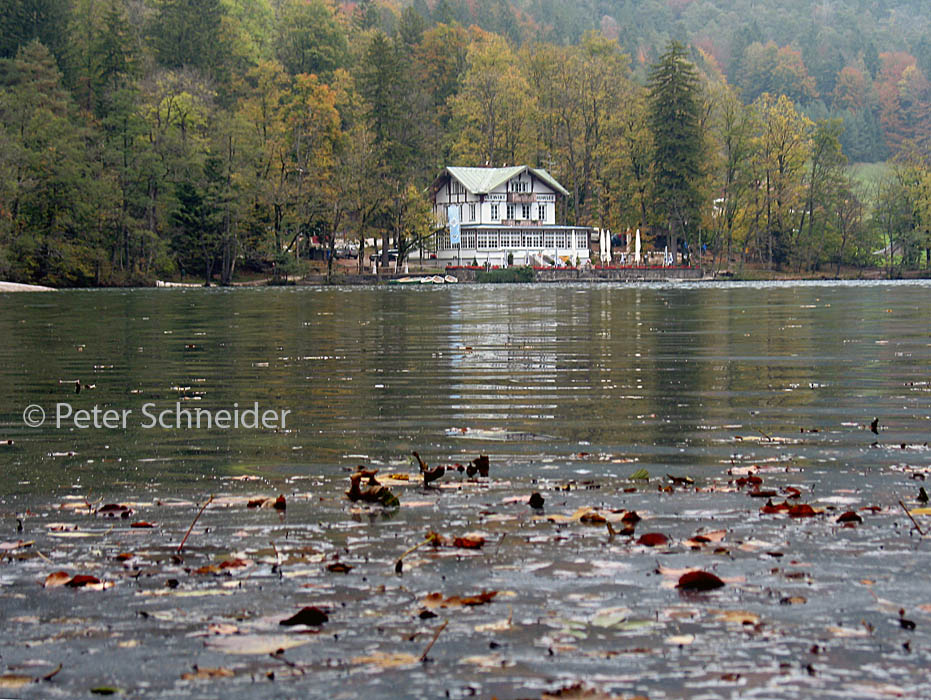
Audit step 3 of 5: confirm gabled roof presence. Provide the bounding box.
[439,166,569,197]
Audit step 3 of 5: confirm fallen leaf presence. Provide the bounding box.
[273,495,286,510]
[130,521,156,528]
[0,674,33,689]
[636,533,668,547]
[97,504,132,518]
[837,511,862,523]
[351,652,419,669]
[206,635,311,655]
[280,606,328,626]
[676,571,725,591]
[66,574,101,588]
[247,498,267,508]
[713,610,760,624]
[327,562,353,573]
[788,504,818,518]
[423,590,497,609]
[665,634,695,645]
[44,571,72,588]
[452,535,485,549]
[181,667,234,680]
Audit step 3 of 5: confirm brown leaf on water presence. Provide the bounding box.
[351,652,419,669]
[130,521,156,528]
[327,562,353,573]
[0,674,34,689]
[620,510,641,524]
[114,552,134,561]
[279,606,328,626]
[788,504,818,518]
[423,590,497,609]
[636,533,668,547]
[735,475,763,488]
[66,574,101,588]
[676,570,725,591]
[180,666,235,680]
[0,540,33,551]
[247,498,268,508]
[273,495,286,510]
[760,499,791,514]
[529,492,545,509]
[837,511,863,524]
[579,511,607,525]
[44,571,72,588]
[452,535,485,549]
[97,503,132,518]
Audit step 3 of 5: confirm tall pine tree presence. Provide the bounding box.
[648,41,703,262]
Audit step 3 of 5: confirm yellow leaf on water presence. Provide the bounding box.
[206,635,311,655]
[0,674,33,689]
[665,634,695,645]
[351,652,419,669]
[712,610,760,625]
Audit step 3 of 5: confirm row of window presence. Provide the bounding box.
[488,203,546,221]
[438,230,589,251]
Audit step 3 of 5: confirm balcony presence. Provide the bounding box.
[507,193,535,204]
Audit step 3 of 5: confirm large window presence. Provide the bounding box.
[537,203,547,221]
[461,230,476,249]
[521,204,531,219]
[575,231,589,249]
[523,231,543,248]
[469,203,476,222]
[490,204,499,221]
[506,204,515,220]
[477,231,498,249]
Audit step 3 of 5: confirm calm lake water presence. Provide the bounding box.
[2,281,931,700]
[1,281,929,492]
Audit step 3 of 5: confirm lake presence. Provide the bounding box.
[1,281,930,699]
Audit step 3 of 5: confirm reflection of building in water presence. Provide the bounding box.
[432,166,592,267]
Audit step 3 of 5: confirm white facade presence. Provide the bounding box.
[431,166,591,267]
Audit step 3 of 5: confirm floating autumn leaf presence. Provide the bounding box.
[837,511,862,523]
[676,571,725,591]
[247,498,268,508]
[423,590,497,609]
[194,559,250,575]
[327,562,353,573]
[0,540,33,551]
[628,468,650,481]
[97,503,132,518]
[713,609,760,625]
[735,475,763,488]
[279,606,328,626]
[528,492,545,509]
[788,504,818,518]
[749,489,778,498]
[273,495,286,510]
[579,511,607,525]
[452,535,485,549]
[114,552,134,561]
[351,652,419,669]
[620,510,641,524]
[44,571,72,588]
[541,682,628,699]
[130,521,156,528]
[206,634,311,655]
[181,667,234,680]
[636,533,669,547]
[66,574,102,588]
[0,674,33,689]
[760,499,791,514]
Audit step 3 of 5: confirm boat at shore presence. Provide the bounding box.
[389,275,458,286]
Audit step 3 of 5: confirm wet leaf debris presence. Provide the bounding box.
[2,452,931,699]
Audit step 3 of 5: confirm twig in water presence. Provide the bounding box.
[756,428,773,442]
[394,532,439,573]
[898,500,926,537]
[419,620,448,662]
[177,495,214,555]
[41,663,63,682]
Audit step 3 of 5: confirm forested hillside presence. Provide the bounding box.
[1,0,929,286]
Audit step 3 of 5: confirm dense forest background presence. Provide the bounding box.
[1,0,930,285]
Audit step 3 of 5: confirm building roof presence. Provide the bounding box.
[441,166,570,197]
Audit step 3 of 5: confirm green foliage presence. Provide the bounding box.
[475,266,534,283]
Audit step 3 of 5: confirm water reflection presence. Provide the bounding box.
[1,281,929,493]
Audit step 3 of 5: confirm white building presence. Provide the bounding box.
[431,166,591,267]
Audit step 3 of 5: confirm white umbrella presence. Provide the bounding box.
[604,230,611,264]
[634,228,641,264]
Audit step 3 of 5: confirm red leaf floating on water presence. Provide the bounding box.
[327,562,353,573]
[676,570,725,591]
[621,510,641,524]
[130,521,155,528]
[273,495,286,511]
[788,504,817,518]
[452,536,485,549]
[66,574,101,588]
[247,498,267,508]
[760,499,790,514]
[636,533,668,547]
